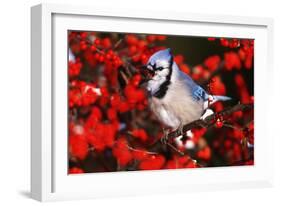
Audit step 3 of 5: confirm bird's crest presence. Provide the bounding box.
[147,48,173,69]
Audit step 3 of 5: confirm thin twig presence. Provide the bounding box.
[223,122,243,130]
[113,38,123,49]
[120,70,129,84]
[126,144,158,155]
[166,142,185,156]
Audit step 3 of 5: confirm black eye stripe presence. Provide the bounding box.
[148,63,166,71]
[154,66,165,71]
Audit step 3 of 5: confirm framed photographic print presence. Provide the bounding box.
[31,3,274,201]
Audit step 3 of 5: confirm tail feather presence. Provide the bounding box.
[213,95,231,102]
[204,95,231,110]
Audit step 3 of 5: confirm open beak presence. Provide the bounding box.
[139,65,155,82]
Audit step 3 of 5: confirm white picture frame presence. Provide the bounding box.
[31,3,274,202]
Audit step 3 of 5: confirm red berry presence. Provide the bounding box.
[79,41,87,50]
[140,54,147,63]
[131,74,142,86]
[90,45,96,52]
[146,35,156,42]
[102,37,112,48]
[197,147,211,160]
[129,45,137,55]
[156,35,167,41]
[94,53,100,60]
[98,55,105,62]
[204,55,221,71]
[126,34,138,45]
[105,53,112,60]
[132,128,148,141]
[139,155,165,170]
[69,135,88,160]
[69,167,84,174]
[215,119,223,128]
[250,96,254,103]
[207,37,216,41]
[94,38,101,45]
[220,38,229,47]
[80,32,88,39]
[107,108,118,121]
[112,138,133,166]
[174,55,184,64]
[137,40,147,50]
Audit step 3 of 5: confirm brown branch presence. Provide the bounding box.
[165,103,253,141]
[223,122,243,131]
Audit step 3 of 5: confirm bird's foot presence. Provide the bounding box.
[160,128,170,144]
[176,123,185,137]
[161,128,185,156]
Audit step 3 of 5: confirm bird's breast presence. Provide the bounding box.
[149,97,181,129]
[149,83,204,130]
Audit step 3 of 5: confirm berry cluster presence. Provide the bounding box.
[68,31,254,173]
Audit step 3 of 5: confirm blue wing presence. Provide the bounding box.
[177,68,208,102]
[192,86,208,102]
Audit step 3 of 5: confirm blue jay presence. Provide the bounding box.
[143,48,231,137]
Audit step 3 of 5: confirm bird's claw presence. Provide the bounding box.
[161,124,185,144]
[160,129,170,144]
[160,128,185,156]
[177,123,185,136]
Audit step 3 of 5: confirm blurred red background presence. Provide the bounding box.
[68,31,254,174]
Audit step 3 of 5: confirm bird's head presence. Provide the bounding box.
[141,48,174,98]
